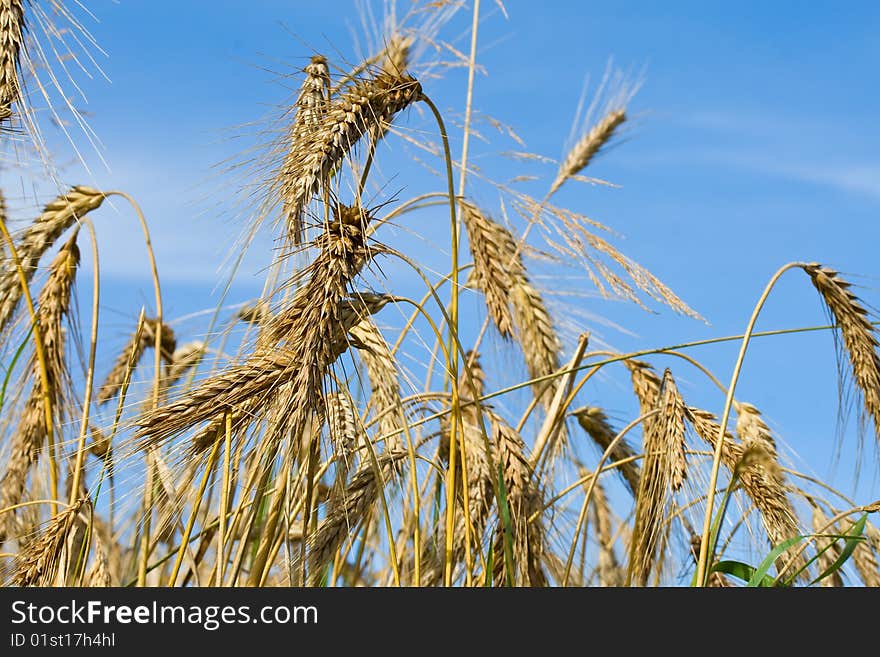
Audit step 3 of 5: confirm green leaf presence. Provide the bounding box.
[0,325,34,414]
[748,534,808,587]
[810,514,868,586]
[496,465,515,587]
[711,560,766,586]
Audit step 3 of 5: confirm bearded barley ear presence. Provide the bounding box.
[460,200,521,338]
[96,317,175,405]
[14,498,89,586]
[848,519,880,587]
[510,280,561,409]
[349,318,404,450]
[811,506,843,587]
[278,54,331,243]
[0,187,105,335]
[685,406,806,580]
[277,71,420,243]
[591,477,625,586]
[305,448,407,584]
[326,390,362,492]
[138,203,379,450]
[801,264,880,444]
[628,369,686,586]
[734,401,777,458]
[492,417,547,587]
[625,359,661,426]
[0,234,80,544]
[0,0,24,121]
[370,34,414,143]
[85,523,112,587]
[550,108,626,196]
[572,406,641,495]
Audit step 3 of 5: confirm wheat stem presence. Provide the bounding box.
[695,262,802,586]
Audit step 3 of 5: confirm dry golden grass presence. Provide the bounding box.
[0,0,878,590]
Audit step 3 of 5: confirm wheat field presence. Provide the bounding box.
[0,0,878,588]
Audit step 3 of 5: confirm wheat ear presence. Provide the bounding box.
[0,187,104,335]
[802,264,880,443]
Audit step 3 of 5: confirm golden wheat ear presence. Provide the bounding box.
[801,264,880,444]
[96,318,175,406]
[0,186,105,336]
[276,70,421,243]
[13,498,89,586]
[0,0,24,121]
[628,369,686,586]
[685,406,805,580]
[0,233,80,544]
[572,406,641,495]
[305,448,407,585]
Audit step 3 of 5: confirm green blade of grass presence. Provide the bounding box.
[810,514,868,586]
[0,325,34,414]
[748,535,808,587]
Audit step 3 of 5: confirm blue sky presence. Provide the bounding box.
[8,1,880,506]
